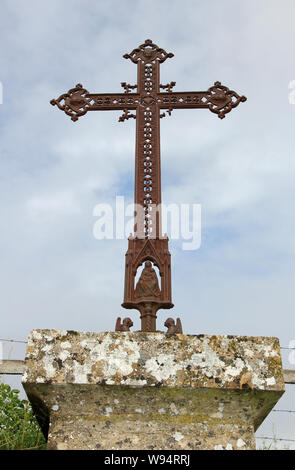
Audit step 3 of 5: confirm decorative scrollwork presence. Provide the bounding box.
[123,39,174,64]
[121,82,137,94]
[118,109,136,122]
[160,107,173,119]
[160,82,176,92]
[50,83,91,122]
[204,81,247,119]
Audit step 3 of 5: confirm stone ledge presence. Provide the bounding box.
[22,329,285,450]
[23,330,285,391]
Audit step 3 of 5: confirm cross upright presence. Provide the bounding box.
[51,39,247,332]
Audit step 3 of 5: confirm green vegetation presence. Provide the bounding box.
[259,438,290,450]
[258,424,290,450]
[0,383,46,450]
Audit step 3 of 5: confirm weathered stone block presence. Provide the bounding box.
[22,330,285,450]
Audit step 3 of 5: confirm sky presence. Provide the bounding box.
[0,0,295,449]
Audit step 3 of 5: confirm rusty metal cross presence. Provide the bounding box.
[51,39,247,332]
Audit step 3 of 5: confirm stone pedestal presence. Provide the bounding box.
[22,330,285,450]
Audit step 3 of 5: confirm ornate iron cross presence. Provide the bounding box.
[51,39,246,333]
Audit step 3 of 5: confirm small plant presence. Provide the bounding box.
[0,383,46,450]
[258,424,290,450]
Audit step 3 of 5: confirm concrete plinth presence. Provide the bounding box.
[22,330,285,450]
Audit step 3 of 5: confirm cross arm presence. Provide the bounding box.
[50,83,140,122]
[158,81,247,119]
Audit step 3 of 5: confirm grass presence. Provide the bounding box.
[0,382,46,450]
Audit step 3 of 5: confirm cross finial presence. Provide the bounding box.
[123,39,174,64]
